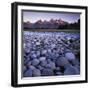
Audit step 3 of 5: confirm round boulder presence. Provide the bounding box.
[40,60,47,67]
[31,54,37,59]
[41,50,47,55]
[32,69,41,77]
[23,69,32,77]
[64,65,80,75]
[65,52,76,61]
[56,57,69,67]
[45,61,56,70]
[28,65,36,70]
[26,61,32,66]
[39,57,46,61]
[31,59,40,66]
[41,69,54,76]
[37,65,44,70]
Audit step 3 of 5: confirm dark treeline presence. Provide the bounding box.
[58,19,80,30]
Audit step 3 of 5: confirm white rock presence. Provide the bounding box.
[39,57,46,61]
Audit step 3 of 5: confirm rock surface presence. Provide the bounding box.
[64,65,79,75]
[56,57,69,67]
[23,31,80,77]
[32,69,41,76]
[41,69,54,76]
[65,52,76,61]
[23,69,33,77]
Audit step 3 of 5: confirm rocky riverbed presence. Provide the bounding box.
[23,31,80,77]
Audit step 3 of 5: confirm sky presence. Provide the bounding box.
[23,11,80,23]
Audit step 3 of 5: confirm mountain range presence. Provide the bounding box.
[23,19,69,29]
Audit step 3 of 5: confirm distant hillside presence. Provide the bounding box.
[23,19,80,30]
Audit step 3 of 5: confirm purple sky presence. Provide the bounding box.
[23,11,80,23]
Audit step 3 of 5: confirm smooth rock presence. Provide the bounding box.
[45,62,56,70]
[41,50,47,55]
[27,61,32,66]
[65,52,76,61]
[56,57,69,67]
[39,57,46,61]
[64,65,80,75]
[72,59,80,66]
[24,48,30,54]
[37,65,44,70]
[36,51,40,57]
[64,64,72,69]
[26,43,31,48]
[40,60,47,67]
[47,59,52,63]
[75,65,80,71]
[31,59,40,66]
[51,44,56,49]
[24,58,30,65]
[47,49,52,53]
[31,54,37,59]
[23,69,32,77]
[41,69,54,76]
[33,69,41,76]
[28,65,36,70]
[36,42,40,45]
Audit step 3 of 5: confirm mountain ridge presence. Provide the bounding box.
[23,18,80,29]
